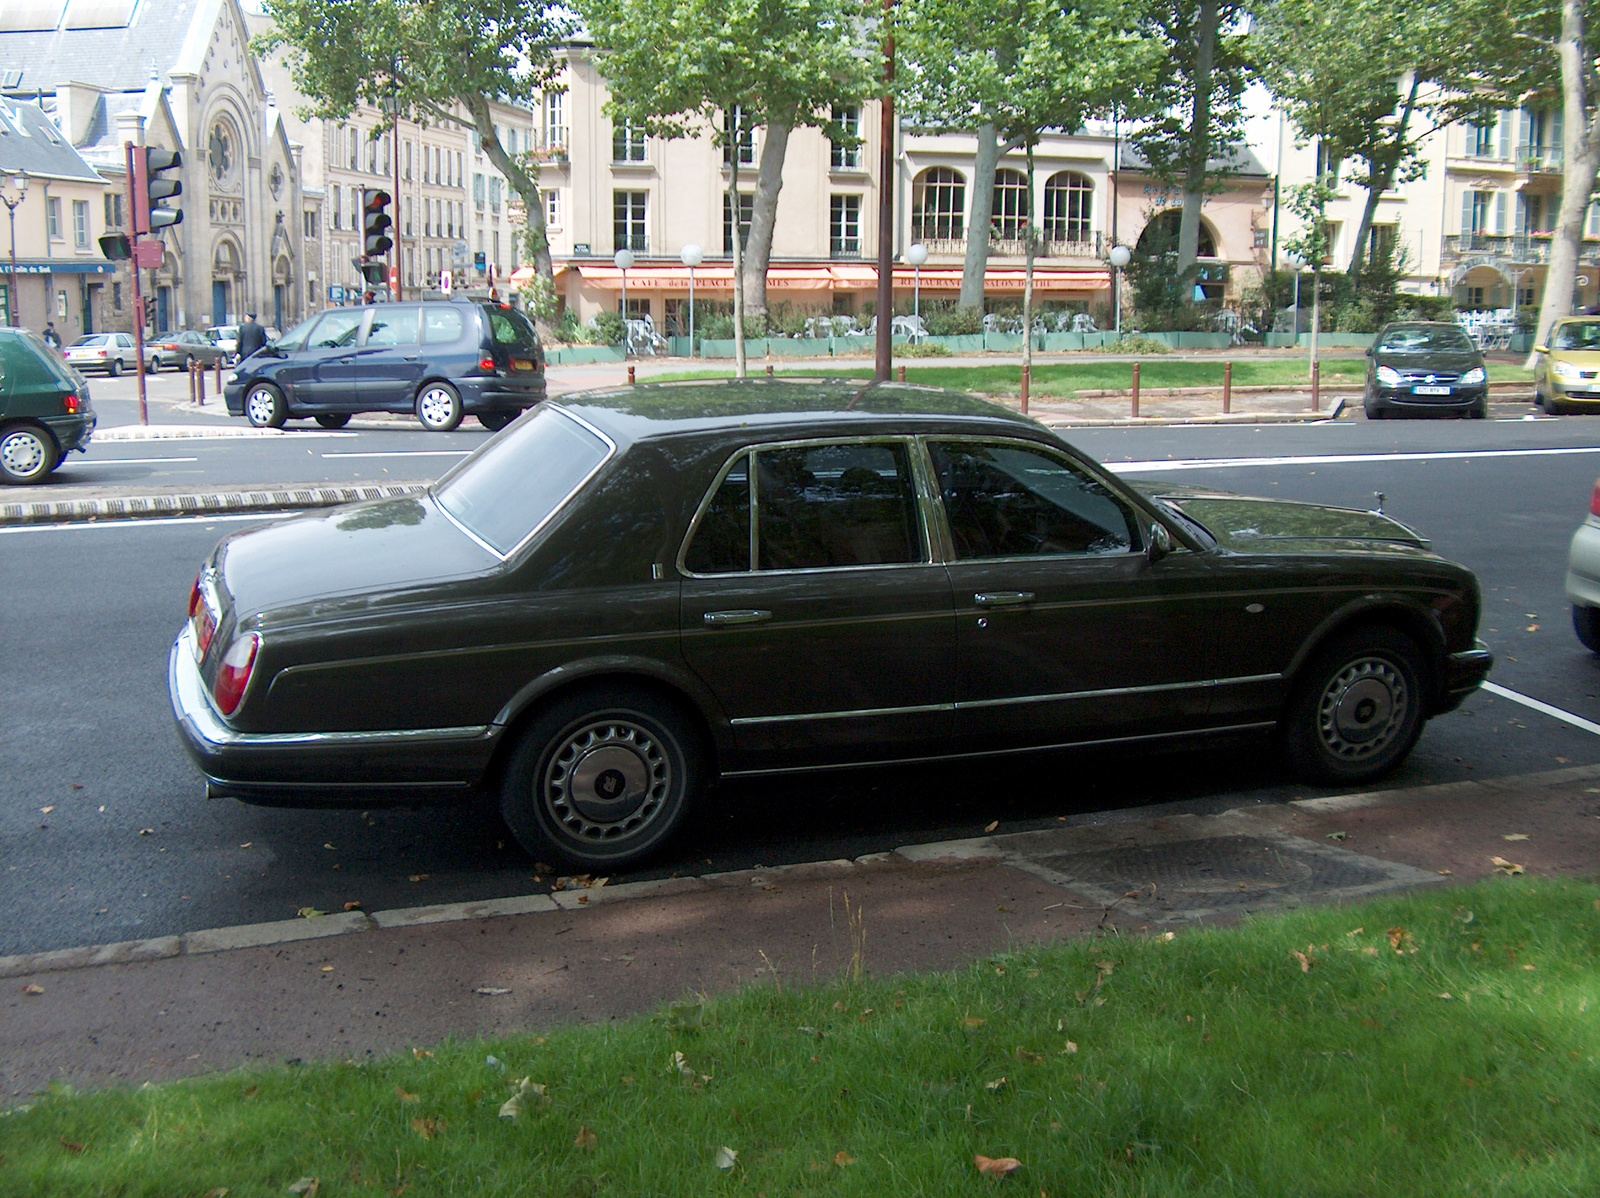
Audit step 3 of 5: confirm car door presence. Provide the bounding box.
[929,438,1213,751]
[281,309,366,407]
[679,439,956,772]
[356,305,424,407]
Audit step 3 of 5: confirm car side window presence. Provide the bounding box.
[307,310,365,349]
[366,307,421,348]
[422,307,465,344]
[930,441,1140,558]
[684,454,751,574]
[756,443,921,570]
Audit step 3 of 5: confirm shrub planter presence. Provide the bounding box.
[1176,332,1233,350]
[1040,333,1086,352]
[699,338,770,359]
[767,338,834,358]
[546,345,627,365]
[928,334,986,353]
[983,333,1025,352]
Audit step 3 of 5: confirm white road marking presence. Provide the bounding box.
[1107,445,1600,474]
[321,450,471,460]
[1481,680,1600,737]
[70,456,200,466]
[0,512,282,536]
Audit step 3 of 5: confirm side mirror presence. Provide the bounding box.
[1365,346,1375,357]
[1147,522,1172,564]
[1534,344,1549,355]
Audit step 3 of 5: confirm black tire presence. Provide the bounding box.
[145,357,160,375]
[1574,605,1600,654]
[315,413,352,429]
[183,355,196,373]
[108,358,122,378]
[416,382,464,432]
[1365,404,1385,421]
[1282,626,1427,785]
[1469,400,1487,419]
[0,423,60,485]
[477,411,517,432]
[244,382,287,429]
[499,684,702,871]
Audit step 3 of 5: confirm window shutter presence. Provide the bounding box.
[1515,194,1527,234]
[1496,191,1508,234]
[1462,189,1474,236]
[1588,199,1599,239]
[1553,108,1566,155]
[1498,112,1511,159]
[1519,109,1532,158]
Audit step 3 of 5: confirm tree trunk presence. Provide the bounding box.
[960,124,1001,309]
[1346,75,1420,279]
[729,137,747,379]
[742,118,791,319]
[1531,0,1600,366]
[465,93,552,309]
[1175,0,1218,280]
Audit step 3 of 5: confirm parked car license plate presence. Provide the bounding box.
[1413,385,1452,396]
[512,358,535,372]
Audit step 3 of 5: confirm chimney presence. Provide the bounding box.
[55,82,103,146]
[115,109,145,149]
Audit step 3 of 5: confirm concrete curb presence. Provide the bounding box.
[0,482,429,527]
[1041,411,1339,429]
[8,762,1596,981]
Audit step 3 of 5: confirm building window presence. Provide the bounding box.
[113,281,122,310]
[830,194,861,256]
[367,134,377,174]
[456,151,464,186]
[72,199,89,248]
[303,209,318,238]
[990,169,1030,240]
[348,127,359,171]
[405,140,413,181]
[404,196,413,236]
[1042,171,1092,244]
[722,107,755,165]
[723,192,753,253]
[546,188,561,228]
[1315,140,1341,183]
[912,167,965,241]
[1471,120,1494,158]
[489,178,501,211]
[614,190,647,252]
[331,186,342,230]
[1463,189,1499,236]
[47,196,61,240]
[103,193,124,228]
[474,172,485,207]
[830,105,860,169]
[613,119,647,162]
[507,127,518,156]
[545,92,566,149]
[405,246,415,287]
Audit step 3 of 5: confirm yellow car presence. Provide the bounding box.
[1534,318,1600,414]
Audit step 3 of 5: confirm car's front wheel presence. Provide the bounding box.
[244,383,287,429]
[1282,626,1426,785]
[0,423,59,485]
[499,685,702,872]
[1574,605,1600,654]
[416,382,464,432]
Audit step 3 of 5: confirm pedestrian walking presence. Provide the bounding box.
[41,321,61,352]
[236,312,267,361]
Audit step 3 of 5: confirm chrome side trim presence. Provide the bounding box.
[719,721,1280,778]
[731,700,956,727]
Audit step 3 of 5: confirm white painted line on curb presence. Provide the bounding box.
[1481,680,1600,737]
[0,512,287,536]
[1107,445,1600,473]
[321,450,470,459]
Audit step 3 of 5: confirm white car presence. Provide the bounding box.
[1566,480,1600,650]
[206,324,239,363]
[63,331,157,376]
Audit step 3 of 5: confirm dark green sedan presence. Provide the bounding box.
[170,382,1492,870]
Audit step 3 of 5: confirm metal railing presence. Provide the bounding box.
[614,234,649,253]
[1443,233,1600,265]
[903,231,1105,259]
[1516,143,1564,172]
[830,238,863,258]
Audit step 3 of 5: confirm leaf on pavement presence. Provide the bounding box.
[22,983,44,996]
[1325,830,1348,841]
[974,1154,1023,1176]
[286,1180,320,1197]
[411,1117,442,1140]
[408,874,429,882]
[39,806,54,815]
[138,828,154,836]
[1502,834,1529,842]
[834,1150,856,1166]
[475,987,512,996]
[342,901,362,912]
[714,1146,738,1171]
[574,1125,597,1150]
[296,907,325,919]
[984,821,1000,833]
[1491,857,1525,875]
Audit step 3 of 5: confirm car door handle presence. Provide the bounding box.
[974,591,1035,607]
[703,609,773,627]
[403,353,420,360]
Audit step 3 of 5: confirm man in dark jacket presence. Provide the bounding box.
[236,313,268,361]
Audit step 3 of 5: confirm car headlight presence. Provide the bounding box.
[1554,359,1582,381]
[1460,367,1486,385]
[1375,365,1401,386]
[227,372,242,385]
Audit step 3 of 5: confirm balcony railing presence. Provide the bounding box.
[1517,143,1564,172]
[1443,232,1600,265]
[905,231,1105,259]
[615,234,649,253]
[830,237,863,258]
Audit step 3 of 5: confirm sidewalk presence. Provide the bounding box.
[5,763,1596,1099]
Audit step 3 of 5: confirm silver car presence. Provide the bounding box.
[1567,479,1600,650]
[151,329,230,371]
[63,332,157,377]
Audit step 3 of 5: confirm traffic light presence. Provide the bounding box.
[362,189,393,257]
[133,146,183,234]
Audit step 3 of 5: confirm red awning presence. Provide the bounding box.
[830,265,1108,291]
[556,262,1108,292]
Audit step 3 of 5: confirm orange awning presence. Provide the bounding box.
[557,262,1108,292]
[830,265,1107,291]
[567,264,838,291]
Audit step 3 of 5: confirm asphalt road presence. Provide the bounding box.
[5,415,1600,957]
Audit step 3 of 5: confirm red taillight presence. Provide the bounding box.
[189,574,217,659]
[479,357,497,373]
[96,349,108,357]
[213,632,260,717]
[63,392,79,413]
[1590,479,1600,517]
[189,576,204,617]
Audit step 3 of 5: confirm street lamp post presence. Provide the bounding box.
[1108,243,1130,340]
[681,243,702,358]
[1285,250,1305,345]
[2,174,29,328]
[614,248,635,354]
[907,242,928,342]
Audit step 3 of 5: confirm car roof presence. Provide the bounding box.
[554,379,1044,446]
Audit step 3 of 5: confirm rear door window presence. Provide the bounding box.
[422,306,465,344]
[366,306,421,347]
[684,455,752,574]
[486,307,539,351]
[756,442,922,570]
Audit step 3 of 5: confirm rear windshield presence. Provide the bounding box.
[72,335,108,346]
[486,306,540,351]
[1553,322,1600,351]
[1376,325,1475,352]
[434,406,613,557]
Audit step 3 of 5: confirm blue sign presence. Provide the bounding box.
[328,285,346,302]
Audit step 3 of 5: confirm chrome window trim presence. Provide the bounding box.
[731,700,955,726]
[433,404,617,563]
[677,435,933,578]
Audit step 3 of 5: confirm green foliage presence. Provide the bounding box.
[1109,333,1174,354]
[899,341,953,356]
[591,310,626,345]
[767,304,815,338]
[697,312,770,341]
[923,303,986,336]
[1129,0,1252,191]
[1125,216,1199,331]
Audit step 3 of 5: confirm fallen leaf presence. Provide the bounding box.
[412,1048,434,1060]
[320,966,334,973]
[498,1079,548,1119]
[408,874,429,882]
[574,1125,597,1150]
[974,1155,1023,1177]
[343,901,363,912]
[201,1188,230,1198]
[1061,1041,1079,1054]
[1526,624,1539,632]
[1292,950,1313,973]
[1013,1048,1045,1064]
[985,1076,1009,1092]
[963,1017,987,1028]
[1325,830,1348,841]
[1454,908,1474,924]
[1362,946,1380,957]
[834,1150,856,1166]
[21,983,44,996]
[1523,963,1538,971]
[411,1117,442,1140]
[1438,993,1453,1000]
[1387,927,1406,951]
[59,1137,85,1154]
[475,987,512,996]
[1491,857,1525,876]
[1502,833,1529,842]
[1346,927,1365,937]
[286,1180,320,1197]
[984,820,1000,833]
[39,806,55,815]
[323,843,336,850]
[714,1146,738,1171]
[1159,931,1176,941]
[296,907,325,919]
[138,828,154,836]
[395,1088,419,1103]
[239,842,251,848]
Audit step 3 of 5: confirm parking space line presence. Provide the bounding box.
[321,450,471,459]
[0,513,280,536]
[1481,680,1600,737]
[74,457,200,465]
[1107,446,1600,473]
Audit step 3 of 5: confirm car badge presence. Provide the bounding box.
[1425,374,1435,383]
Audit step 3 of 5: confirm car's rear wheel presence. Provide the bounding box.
[183,354,196,373]
[478,411,516,432]
[1574,605,1600,654]
[108,358,122,378]
[1282,627,1426,785]
[0,424,59,485]
[416,382,463,432]
[499,685,702,872]
[245,383,287,429]
[315,413,352,429]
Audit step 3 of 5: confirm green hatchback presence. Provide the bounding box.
[0,327,95,484]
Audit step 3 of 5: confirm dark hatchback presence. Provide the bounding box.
[1364,321,1488,419]
[0,326,95,484]
[171,382,1492,870]
[223,299,545,432]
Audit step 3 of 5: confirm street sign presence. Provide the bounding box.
[452,241,469,266]
[134,238,164,269]
[328,285,346,302]
[440,271,453,296]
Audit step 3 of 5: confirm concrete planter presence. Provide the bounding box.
[983,333,1024,352]
[1176,332,1233,350]
[547,345,626,365]
[1296,333,1375,349]
[1265,333,1298,348]
[767,337,834,358]
[1040,332,1087,352]
[927,334,986,353]
[699,338,770,359]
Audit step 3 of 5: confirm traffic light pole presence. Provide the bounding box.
[392,110,403,301]
[125,140,148,427]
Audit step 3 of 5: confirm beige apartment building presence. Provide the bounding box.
[528,43,1272,331]
[1279,102,1597,315]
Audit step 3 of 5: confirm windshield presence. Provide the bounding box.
[271,316,318,353]
[71,335,107,347]
[1553,322,1600,351]
[1376,325,1475,353]
[434,407,614,557]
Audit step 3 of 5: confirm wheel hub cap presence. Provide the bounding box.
[247,392,274,423]
[544,719,669,841]
[1,431,45,475]
[1317,659,1407,759]
[420,390,452,424]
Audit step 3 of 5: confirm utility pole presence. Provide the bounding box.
[874,0,895,382]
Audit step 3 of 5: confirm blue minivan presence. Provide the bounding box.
[224,299,545,432]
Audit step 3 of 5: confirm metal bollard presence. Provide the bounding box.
[196,359,207,405]
[897,364,905,383]
[627,364,636,385]
[188,360,197,405]
[1311,360,1320,412]
[215,359,223,393]
[766,363,774,378]
[1020,364,1030,415]
[1222,361,1232,414]
[1131,362,1141,418]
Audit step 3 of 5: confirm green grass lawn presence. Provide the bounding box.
[4,878,1596,1196]
[639,359,1535,399]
